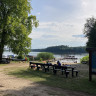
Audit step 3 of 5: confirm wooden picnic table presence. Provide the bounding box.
[29,61,78,77]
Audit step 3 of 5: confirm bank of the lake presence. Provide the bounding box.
[3,51,88,63]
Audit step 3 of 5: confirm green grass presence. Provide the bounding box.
[3,94,17,96]
[0,64,9,66]
[6,66,96,96]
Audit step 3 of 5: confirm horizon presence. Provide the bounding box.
[29,0,96,49]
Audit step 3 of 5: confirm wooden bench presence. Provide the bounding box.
[67,67,79,77]
[30,65,36,69]
[53,69,61,75]
[29,62,79,78]
[73,70,79,77]
[61,70,70,78]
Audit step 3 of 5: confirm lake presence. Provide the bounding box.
[3,51,88,63]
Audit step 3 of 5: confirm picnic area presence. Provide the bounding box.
[0,61,96,96]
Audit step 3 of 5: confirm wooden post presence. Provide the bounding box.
[86,48,96,81]
[89,51,92,81]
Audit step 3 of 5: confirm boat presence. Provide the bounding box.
[63,55,77,60]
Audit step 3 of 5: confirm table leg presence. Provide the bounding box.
[72,68,74,77]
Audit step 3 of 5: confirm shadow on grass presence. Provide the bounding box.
[1,81,93,96]
[7,67,96,96]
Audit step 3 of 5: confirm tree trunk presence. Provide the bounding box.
[0,48,3,60]
[0,31,5,60]
[0,2,8,61]
[0,43,4,60]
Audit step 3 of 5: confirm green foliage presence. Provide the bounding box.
[37,52,54,60]
[39,58,43,61]
[0,0,39,59]
[17,55,24,59]
[84,17,96,47]
[28,56,34,61]
[80,55,89,64]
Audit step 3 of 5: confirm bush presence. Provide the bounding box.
[80,55,89,64]
[28,57,34,61]
[36,52,54,61]
[17,55,24,59]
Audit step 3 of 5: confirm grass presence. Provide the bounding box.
[3,94,17,96]
[0,63,9,66]
[6,65,96,96]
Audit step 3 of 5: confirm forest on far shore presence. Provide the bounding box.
[31,45,87,54]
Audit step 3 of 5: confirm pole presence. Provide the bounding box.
[89,51,92,81]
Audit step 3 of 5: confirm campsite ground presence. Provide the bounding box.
[0,62,95,96]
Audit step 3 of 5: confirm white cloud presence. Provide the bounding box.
[80,0,96,19]
[31,0,96,48]
[31,21,87,47]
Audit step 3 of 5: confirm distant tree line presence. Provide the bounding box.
[31,45,87,54]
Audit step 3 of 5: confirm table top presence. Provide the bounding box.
[29,61,75,68]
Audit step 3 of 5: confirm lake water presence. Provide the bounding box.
[3,51,88,63]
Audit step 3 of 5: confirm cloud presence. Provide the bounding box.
[31,0,96,48]
[30,21,87,49]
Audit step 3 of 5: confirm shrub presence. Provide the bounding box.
[28,56,34,61]
[80,55,89,64]
[17,55,24,59]
[36,52,54,61]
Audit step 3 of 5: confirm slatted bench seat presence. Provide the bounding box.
[73,70,79,77]
[53,69,61,75]
[37,66,41,70]
[30,65,36,69]
[61,70,70,78]
[44,67,49,72]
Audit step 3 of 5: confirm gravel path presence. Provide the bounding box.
[0,62,94,96]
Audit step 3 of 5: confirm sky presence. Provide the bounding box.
[29,0,96,49]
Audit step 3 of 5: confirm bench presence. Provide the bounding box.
[53,65,61,75]
[37,66,41,70]
[53,69,61,75]
[29,62,79,78]
[30,65,36,69]
[61,70,70,78]
[73,70,79,77]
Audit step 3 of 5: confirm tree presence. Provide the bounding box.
[84,17,96,47]
[0,0,39,60]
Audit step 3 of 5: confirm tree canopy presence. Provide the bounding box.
[0,0,39,59]
[84,17,96,47]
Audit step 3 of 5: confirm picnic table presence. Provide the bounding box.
[29,61,79,78]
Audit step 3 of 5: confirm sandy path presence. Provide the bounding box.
[0,62,93,96]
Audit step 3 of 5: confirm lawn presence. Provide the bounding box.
[5,63,96,96]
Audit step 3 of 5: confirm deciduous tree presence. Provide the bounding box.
[0,0,39,60]
[84,17,96,47]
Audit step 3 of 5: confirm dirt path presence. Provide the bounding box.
[0,62,93,96]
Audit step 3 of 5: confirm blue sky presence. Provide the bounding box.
[29,0,96,49]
